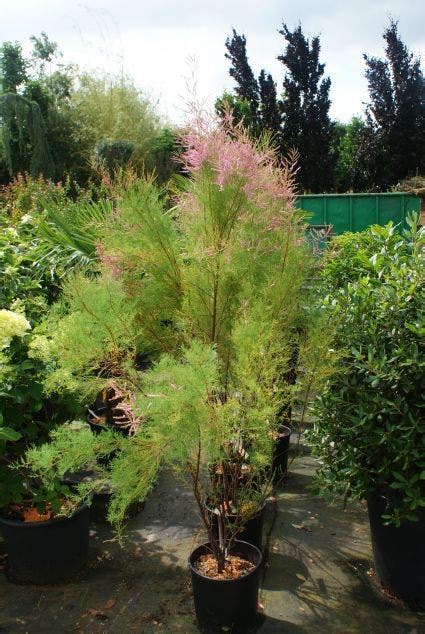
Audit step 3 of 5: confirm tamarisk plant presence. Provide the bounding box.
[33,114,314,571]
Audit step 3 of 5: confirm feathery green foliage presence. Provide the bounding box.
[72,72,160,170]
[30,273,141,401]
[31,116,317,570]
[19,423,121,516]
[102,178,182,354]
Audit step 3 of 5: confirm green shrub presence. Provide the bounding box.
[309,216,425,525]
[10,423,121,517]
[0,175,106,509]
[94,139,136,176]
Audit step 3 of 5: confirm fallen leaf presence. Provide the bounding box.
[292,523,312,532]
[82,608,109,620]
[104,598,117,610]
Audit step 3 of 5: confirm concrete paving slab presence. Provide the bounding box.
[259,453,424,633]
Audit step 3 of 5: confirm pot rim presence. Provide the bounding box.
[277,425,291,438]
[188,539,262,583]
[0,500,90,529]
[87,409,108,429]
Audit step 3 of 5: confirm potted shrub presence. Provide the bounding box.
[0,424,119,584]
[109,117,311,630]
[32,114,313,626]
[137,341,269,631]
[309,218,425,607]
[39,341,268,627]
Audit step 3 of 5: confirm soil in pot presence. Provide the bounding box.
[367,493,425,608]
[0,503,90,584]
[86,406,107,434]
[189,540,262,633]
[195,552,255,580]
[205,498,265,551]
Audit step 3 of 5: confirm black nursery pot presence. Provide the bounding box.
[62,469,145,524]
[272,425,291,482]
[367,492,425,608]
[189,540,262,633]
[0,503,90,584]
[205,499,265,551]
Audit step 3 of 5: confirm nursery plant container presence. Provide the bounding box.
[88,490,144,523]
[62,470,144,523]
[272,425,291,482]
[205,499,266,551]
[0,503,90,584]
[62,469,113,522]
[367,492,425,607]
[189,540,262,633]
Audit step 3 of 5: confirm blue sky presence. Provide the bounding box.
[1,1,423,123]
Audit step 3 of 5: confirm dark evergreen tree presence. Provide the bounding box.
[278,23,334,192]
[225,29,260,131]
[0,93,53,178]
[258,70,282,143]
[362,20,424,189]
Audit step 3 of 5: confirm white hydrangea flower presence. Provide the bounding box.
[20,213,32,224]
[0,309,31,349]
[28,334,54,361]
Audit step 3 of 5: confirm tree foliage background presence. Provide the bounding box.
[221,19,424,193]
[0,33,178,186]
[0,19,424,193]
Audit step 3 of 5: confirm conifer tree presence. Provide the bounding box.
[278,23,334,192]
[362,20,424,189]
[225,29,260,131]
[258,70,282,142]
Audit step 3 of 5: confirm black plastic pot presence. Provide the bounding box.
[272,425,291,482]
[0,503,90,584]
[205,499,265,551]
[367,493,425,607]
[61,470,145,523]
[189,540,262,633]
